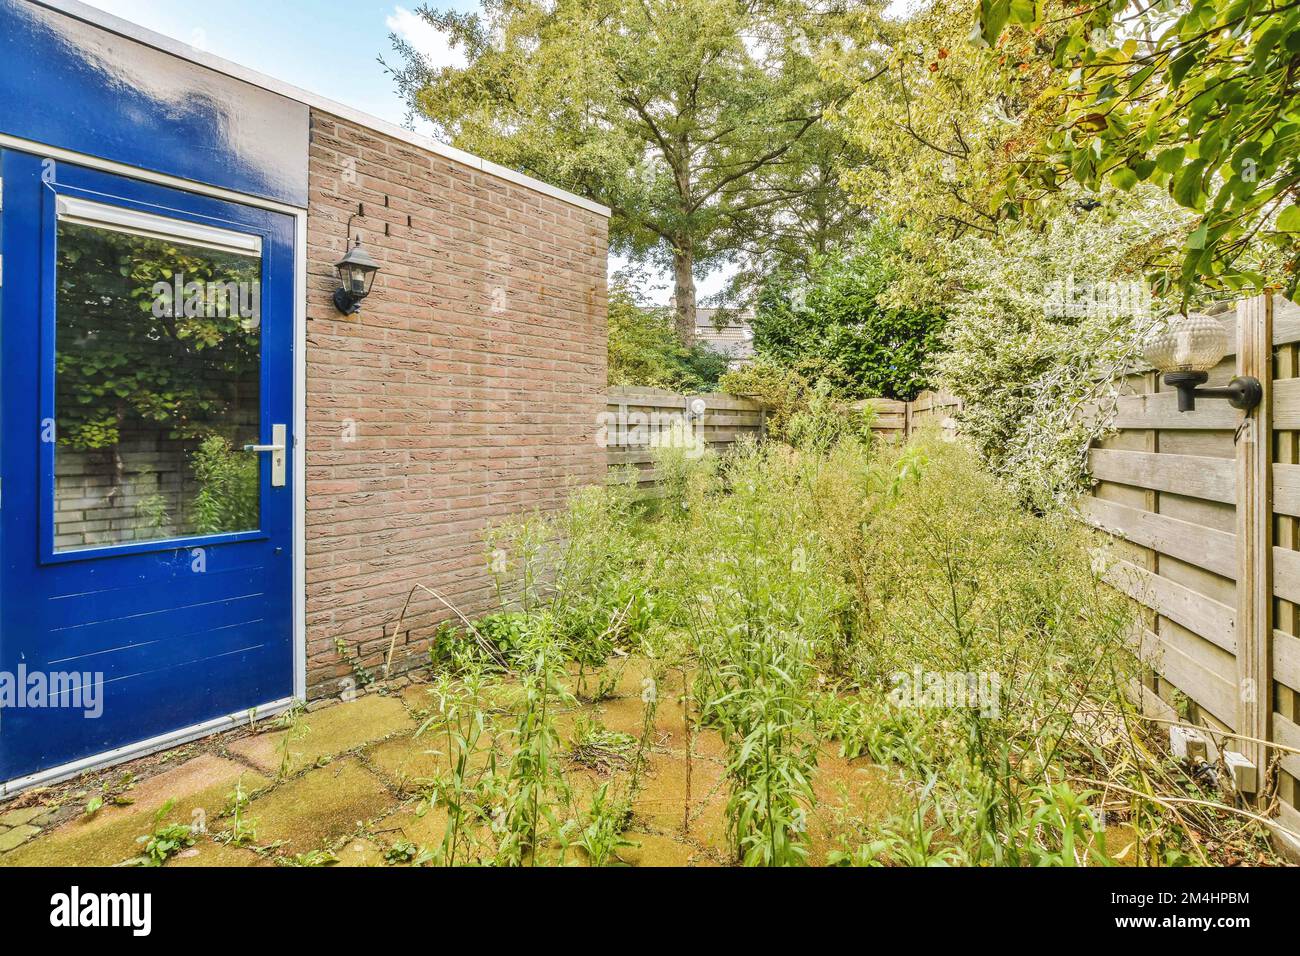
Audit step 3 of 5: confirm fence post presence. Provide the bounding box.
[1236,293,1274,803]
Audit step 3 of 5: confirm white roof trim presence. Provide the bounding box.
[30,0,612,218]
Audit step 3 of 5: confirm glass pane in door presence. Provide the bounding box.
[53,214,262,551]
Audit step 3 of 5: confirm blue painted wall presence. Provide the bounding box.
[0,0,309,207]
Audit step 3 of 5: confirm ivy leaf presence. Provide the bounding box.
[1277,205,1300,232]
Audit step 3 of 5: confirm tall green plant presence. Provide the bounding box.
[191,435,259,534]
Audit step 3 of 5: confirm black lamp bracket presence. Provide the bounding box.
[1163,371,1263,412]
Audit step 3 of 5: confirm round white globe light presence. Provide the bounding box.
[1142,312,1228,374]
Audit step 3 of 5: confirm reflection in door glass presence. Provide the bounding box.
[54,219,262,551]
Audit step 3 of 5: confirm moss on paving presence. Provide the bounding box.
[376,806,451,854]
[365,734,451,794]
[1,659,915,868]
[227,694,414,776]
[167,839,269,867]
[616,831,713,867]
[596,694,687,744]
[1,756,267,867]
[335,838,388,867]
[246,757,397,855]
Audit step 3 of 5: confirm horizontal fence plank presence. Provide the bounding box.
[1274,712,1300,781]
[858,398,907,413]
[1274,378,1300,430]
[1110,392,1241,431]
[1104,559,1236,653]
[1274,629,1300,692]
[1089,448,1236,504]
[1274,465,1300,518]
[1274,546,1300,604]
[1135,627,1237,728]
[1274,297,1300,345]
[1079,496,1236,579]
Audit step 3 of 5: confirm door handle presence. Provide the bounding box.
[243,423,287,487]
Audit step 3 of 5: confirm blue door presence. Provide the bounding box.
[0,151,296,784]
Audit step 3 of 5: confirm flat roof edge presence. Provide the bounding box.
[31,0,612,218]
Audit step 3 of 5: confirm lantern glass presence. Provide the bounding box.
[1142,313,1228,374]
[347,265,368,295]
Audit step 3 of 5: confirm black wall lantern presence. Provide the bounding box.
[1142,312,1262,412]
[333,235,380,315]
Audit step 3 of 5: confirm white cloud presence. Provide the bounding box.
[386,6,467,70]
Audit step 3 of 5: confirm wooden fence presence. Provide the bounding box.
[604,386,766,489]
[1084,293,1300,858]
[603,388,964,489]
[857,390,963,441]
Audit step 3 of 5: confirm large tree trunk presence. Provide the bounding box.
[672,240,697,346]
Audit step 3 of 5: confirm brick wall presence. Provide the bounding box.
[304,110,609,698]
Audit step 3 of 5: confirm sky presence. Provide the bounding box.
[80,0,914,306]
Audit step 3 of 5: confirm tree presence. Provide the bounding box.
[387,0,876,342]
[710,114,877,308]
[607,275,729,390]
[977,0,1300,300]
[750,223,944,399]
[827,0,1192,502]
[830,0,1066,247]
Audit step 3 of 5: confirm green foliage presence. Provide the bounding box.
[980,0,1300,300]
[719,358,810,439]
[839,437,1136,864]
[55,221,259,451]
[752,226,945,400]
[573,782,635,866]
[387,0,871,335]
[607,277,727,391]
[125,800,197,866]
[405,427,1271,866]
[928,197,1177,508]
[830,0,1066,254]
[384,840,430,865]
[719,359,874,448]
[216,776,260,848]
[191,435,259,534]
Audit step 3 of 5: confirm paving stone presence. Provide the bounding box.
[615,831,711,867]
[336,837,387,867]
[365,734,450,793]
[31,809,62,827]
[376,806,451,854]
[609,659,686,700]
[0,806,46,828]
[0,755,267,867]
[167,839,269,867]
[246,757,397,854]
[227,695,415,775]
[596,693,688,745]
[631,751,727,846]
[0,825,40,852]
